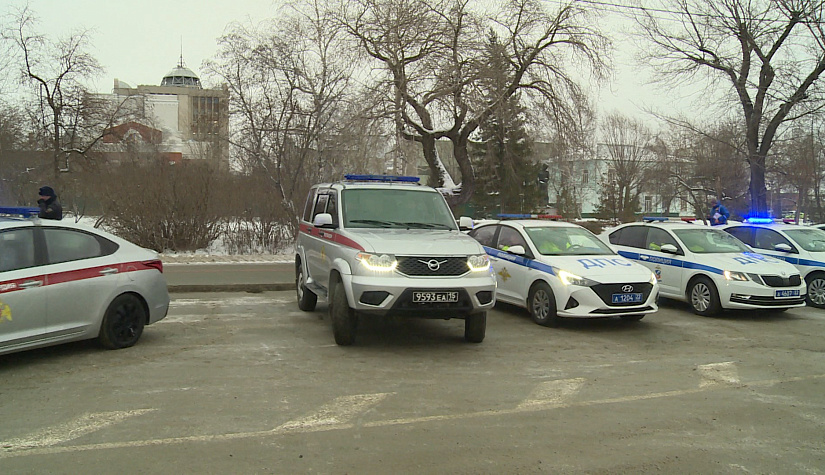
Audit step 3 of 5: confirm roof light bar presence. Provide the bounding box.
[343,174,420,183]
[497,213,562,220]
[642,216,669,222]
[0,206,40,218]
[680,217,696,222]
[745,217,775,224]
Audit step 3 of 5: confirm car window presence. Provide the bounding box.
[0,228,36,272]
[725,226,754,246]
[469,225,498,248]
[612,225,648,249]
[784,228,825,252]
[526,226,615,256]
[302,188,317,222]
[753,228,794,251]
[312,194,330,222]
[672,228,751,253]
[645,227,680,252]
[326,192,339,226]
[496,226,528,251]
[43,228,104,264]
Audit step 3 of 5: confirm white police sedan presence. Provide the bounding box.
[468,216,658,327]
[724,220,825,308]
[1,207,169,356]
[605,218,806,316]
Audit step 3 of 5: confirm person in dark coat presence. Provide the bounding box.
[37,186,63,220]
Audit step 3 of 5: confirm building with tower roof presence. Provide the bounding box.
[101,57,229,166]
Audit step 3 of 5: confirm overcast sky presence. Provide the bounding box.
[4,0,699,123]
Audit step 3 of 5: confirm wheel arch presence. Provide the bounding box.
[528,277,557,307]
[111,291,150,325]
[685,272,717,300]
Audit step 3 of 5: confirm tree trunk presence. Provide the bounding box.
[748,153,768,216]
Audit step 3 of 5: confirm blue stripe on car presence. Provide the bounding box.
[483,246,556,275]
[616,250,724,275]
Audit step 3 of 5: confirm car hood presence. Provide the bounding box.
[709,252,801,274]
[536,254,653,283]
[348,229,484,255]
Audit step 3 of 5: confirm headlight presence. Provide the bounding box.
[356,252,397,272]
[724,270,749,282]
[467,254,491,272]
[553,267,599,287]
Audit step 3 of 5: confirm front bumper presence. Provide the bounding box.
[556,284,659,318]
[343,272,496,318]
[718,280,806,309]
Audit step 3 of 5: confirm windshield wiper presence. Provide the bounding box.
[401,222,452,229]
[348,219,398,228]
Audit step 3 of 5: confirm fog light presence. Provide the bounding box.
[730,293,750,300]
[565,297,579,310]
[476,291,494,305]
[360,291,389,306]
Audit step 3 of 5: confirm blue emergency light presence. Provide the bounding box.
[745,217,775,224]
[343,174,420,183]
[642,216,669,222]
[497,214,562,220]
[0,206,40,218]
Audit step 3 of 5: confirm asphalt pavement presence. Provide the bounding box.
[163,261,296,293]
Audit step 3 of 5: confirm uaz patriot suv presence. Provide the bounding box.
[294,175,496,345]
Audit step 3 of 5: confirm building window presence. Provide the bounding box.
[644,195,653,213]
[192,96,221,138]
[582,169,589,185]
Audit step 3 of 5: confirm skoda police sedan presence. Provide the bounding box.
[1,207,169,356]
[724,220,825,308]
[605,218,806,316]
[468,216,658,327]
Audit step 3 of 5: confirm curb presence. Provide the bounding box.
[168,283,296,293]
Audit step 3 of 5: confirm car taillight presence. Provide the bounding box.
[143,260,164,273]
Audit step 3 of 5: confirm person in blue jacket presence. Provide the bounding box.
[708,198,729,226]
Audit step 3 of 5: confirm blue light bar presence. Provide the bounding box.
[0,206,40,218]
[343,174,420,183]
[642,216,668,222]
[745,218,775,224]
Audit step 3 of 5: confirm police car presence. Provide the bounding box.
[0,207,169,356]
[605,217,806,316]
[294,175,496,345]
[467,215,658,326]
[723,219,825,308]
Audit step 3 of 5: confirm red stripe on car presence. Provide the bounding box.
[0,260,162,294]
[298,223,365,251]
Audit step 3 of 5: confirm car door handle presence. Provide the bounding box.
[99,268,119,276]
[19,280,43,289]
[640,255,650,261]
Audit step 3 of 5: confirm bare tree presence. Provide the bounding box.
[636,0,825,216]
[336,0,607,205]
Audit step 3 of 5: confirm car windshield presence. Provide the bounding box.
[342,188,457,230]
[525,226,615,256]
[784,228,825,252]
[673,228,751,253]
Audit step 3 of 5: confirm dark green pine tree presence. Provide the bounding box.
[469,32,544,218]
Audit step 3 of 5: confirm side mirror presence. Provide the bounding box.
[313,213,335,228]
[458,216,474,231]
[506,245,526,255]
[774,243,793,252]
[660,244,679,254]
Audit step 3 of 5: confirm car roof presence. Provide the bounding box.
[476,219,581,230]
[725,222,816,231]
[614,221,702,231]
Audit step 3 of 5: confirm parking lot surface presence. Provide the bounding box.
[1,292,824,473]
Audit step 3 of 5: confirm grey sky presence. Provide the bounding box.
[5,0,697,122]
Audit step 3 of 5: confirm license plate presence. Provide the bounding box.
[413,291,459,303]
[612,293,643,304]
[775,289,800,298]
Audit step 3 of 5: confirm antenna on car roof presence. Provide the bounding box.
[0,206,40,218]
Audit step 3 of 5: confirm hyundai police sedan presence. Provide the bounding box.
[605,218,806,316]
[0,207,169,356]
[468,216,658,327]
[724,221,825,308]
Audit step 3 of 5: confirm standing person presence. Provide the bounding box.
[708,198,729,226]
[37,186,63,220]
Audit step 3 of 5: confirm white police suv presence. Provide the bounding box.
[468,215,658,326]
[605,218,806,316]
[724,220,825,308]
[294,175,496,345]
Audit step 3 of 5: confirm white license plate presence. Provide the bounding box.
[612,293,643,304]
[775,289,800,298]
[413,291,459,303]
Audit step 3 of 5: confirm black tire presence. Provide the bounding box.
[464,312,486,343]
[620,315,645,321]
[296,262,317,311]
[528,282,560,327]
[330,280,357,346]
[805,273,825,309]
[688,277,721,316]
[98,294,146,350]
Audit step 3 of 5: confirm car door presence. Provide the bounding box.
[0,227,48,353]
[643,227,684,295]
[491,226,531,303]
[40,227,122,340]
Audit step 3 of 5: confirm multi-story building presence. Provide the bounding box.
[101,58,229,165]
